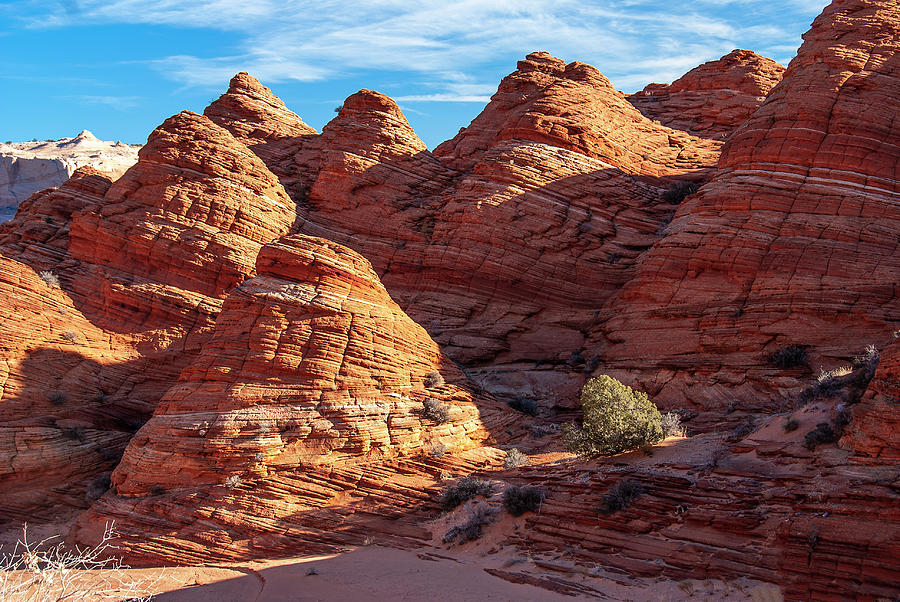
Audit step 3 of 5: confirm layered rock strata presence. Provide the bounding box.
[628,50,785,139]
[841,339,900,462]
[597,0,900,413]
[74,234,516,562]
[0,111,297,521]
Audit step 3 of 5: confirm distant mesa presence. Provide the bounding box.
[0,131,140,222]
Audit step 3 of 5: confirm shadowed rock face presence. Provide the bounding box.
[841,338,900,462]
[73,234,516,562]
[0,111,298,522]
[628,49,786,140]
[0,3,897,593]
[596,0,900,413]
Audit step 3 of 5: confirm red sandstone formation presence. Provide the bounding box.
[204,72,316,147]
[294,89,458,276]
[0,111,297,523]
[74,234,516,562]
[0,166,113,269]
[842,339,900,462]
[0,1,896,598]
[597,0,900,413]
[434,52,720,176]
[68,110,296,330]
[628,49,785,139]
[214,53,723,405]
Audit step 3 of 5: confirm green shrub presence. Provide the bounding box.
[783,417,799,432]
[503,486,543,516]
[562,375,663,456]
[599,479,643,514]
[422,398,451,424]
[439,477,494,511]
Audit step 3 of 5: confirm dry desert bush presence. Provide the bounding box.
[0,522,162,601]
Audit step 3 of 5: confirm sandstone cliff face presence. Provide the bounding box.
[597,0,900,413]
[628,50,785,140]
[0,111,298,523]
[68,110,297,332]
[74,234,516,562]
[842,338,900,462]
[0,252,143,522]
[0,131,139,221]
[434,52,720,176]
[214,54,723,406]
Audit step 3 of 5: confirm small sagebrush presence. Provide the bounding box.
[660,412,686,438]
[803,423,838,450]
[503,448,529,469]
[430,442,448,458]
[439,477,495,511]
[599,479,643,515]
[503,486,543,516]
[48,391,68,406]
[39,270,60,289]
[224,475,242,489]
[783,417,799,432]
[442,506,497,544]
[422,398,451,424]
[661,181,698,204]
[62,329,80,343]
[424,371,445,389]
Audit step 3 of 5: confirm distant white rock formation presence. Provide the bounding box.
[0,130,140,221]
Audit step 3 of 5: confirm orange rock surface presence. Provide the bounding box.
[434,52,721,176]
[628,49,785,140]
[221,54,724,406]
[74,234,516,562]
[0,1,896,597]
[0,111,297,523]
[597,0,900,413]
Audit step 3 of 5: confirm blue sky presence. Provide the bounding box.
[0,0,827,148]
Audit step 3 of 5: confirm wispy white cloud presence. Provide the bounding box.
[58,94,141,110]
[18,0,826,95]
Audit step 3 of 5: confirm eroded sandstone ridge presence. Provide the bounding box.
[0,111,296,522]
[628,49,786,140]
[0,0,897,598]
[217,53,723,406]
[0,131,139,221]
[73,234,515,563]
[597,0,900,413]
